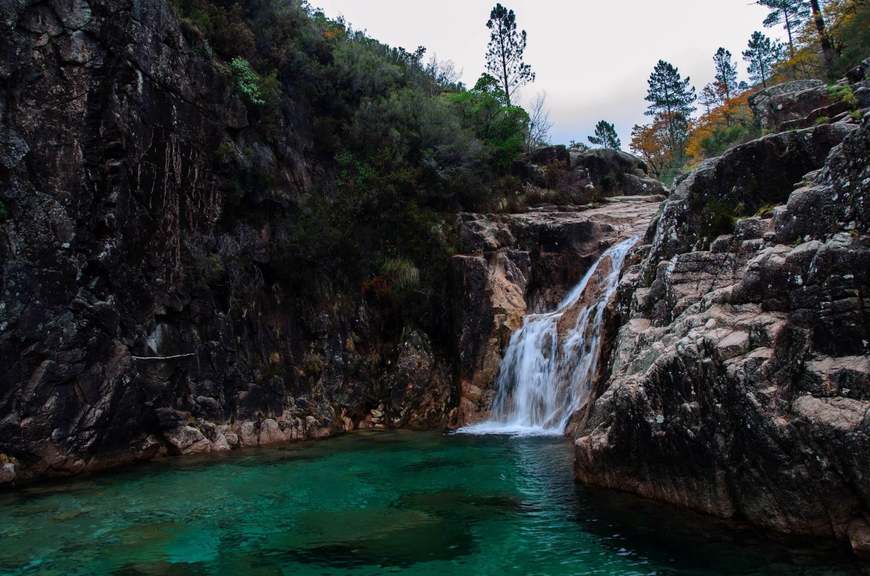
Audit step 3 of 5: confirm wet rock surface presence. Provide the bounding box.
[573,105,870,555]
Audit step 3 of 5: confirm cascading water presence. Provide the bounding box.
[461,236,639,436]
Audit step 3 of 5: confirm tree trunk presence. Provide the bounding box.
[498,27,511,106]
[809,0,836,78]
[784,11,795,60]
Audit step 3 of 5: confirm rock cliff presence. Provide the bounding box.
[573,68,870,556]
[0,0,461,483]
[0,0,659,485]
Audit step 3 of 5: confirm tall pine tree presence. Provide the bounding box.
[743,32,783,88]
[713,48,739,102]
[757,0,809,59]
[588,121,621,150]
[485,3,535,106]
[644,60,696,160]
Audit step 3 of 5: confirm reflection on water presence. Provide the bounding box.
[0,431,862,576]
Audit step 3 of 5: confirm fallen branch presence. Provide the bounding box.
[131,353,196,361]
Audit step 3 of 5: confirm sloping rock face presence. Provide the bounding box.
[749,59,870,132]
[572,115,870,556]
[0,0,453,484]
[451,197,661,425]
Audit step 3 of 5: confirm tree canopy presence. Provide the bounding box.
[743,31,783,88]
[588,121,621,150]
[485,3,535,106]
[644,60,696,164]
[713,48,739,102]
[758,0,810,58]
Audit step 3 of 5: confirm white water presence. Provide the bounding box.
[460,237,639,437]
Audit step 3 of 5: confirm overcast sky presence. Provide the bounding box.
[310,0,785,149]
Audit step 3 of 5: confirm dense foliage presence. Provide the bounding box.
[632,0,867,182]
[169,0,534,337]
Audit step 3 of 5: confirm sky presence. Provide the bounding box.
[309,0,786,149]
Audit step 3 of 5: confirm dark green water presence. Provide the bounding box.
[0,432,863,576]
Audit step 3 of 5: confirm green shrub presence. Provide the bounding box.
[230,57,267,106]
[445,80,530,173]
[700,122,761,159]
[381,258,421,294]
[827,84,859,109]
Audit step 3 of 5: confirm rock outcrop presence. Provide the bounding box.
[521,145,668,206]
[749,59,870,132]
[572,102,870,555]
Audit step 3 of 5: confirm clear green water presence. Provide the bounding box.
[0,432,863,576]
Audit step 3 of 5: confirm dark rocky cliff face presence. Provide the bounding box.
[0,0,461,483]
[572,73,870,556]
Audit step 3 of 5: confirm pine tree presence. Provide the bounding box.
[757,0,809,59]
[644,60,696,159]
[700,83,720,115]
[713,48,739,102]
[743,32,783,88]
[485,3,535,106]
[588,121,621,150]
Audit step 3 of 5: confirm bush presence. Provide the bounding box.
[230,57,267,106]
[827,84,859,109]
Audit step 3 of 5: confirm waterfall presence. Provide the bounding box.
[461,236,638,436]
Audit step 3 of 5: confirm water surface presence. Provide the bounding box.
[0,432,862,575]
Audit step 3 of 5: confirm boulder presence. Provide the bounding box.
[749,79,827,131]
[166,426,212,455]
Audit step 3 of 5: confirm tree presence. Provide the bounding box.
[588,120,621,149]
[713,48,739,102]
[757,0,810,59]
[485,3,535,106]
[743,32,783,88]
[526,92,552,151]
[473,73,509,104]
[630,117,673,177]
[809,0,837,77]
[700,83,720,115]
[644,60,696,160]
